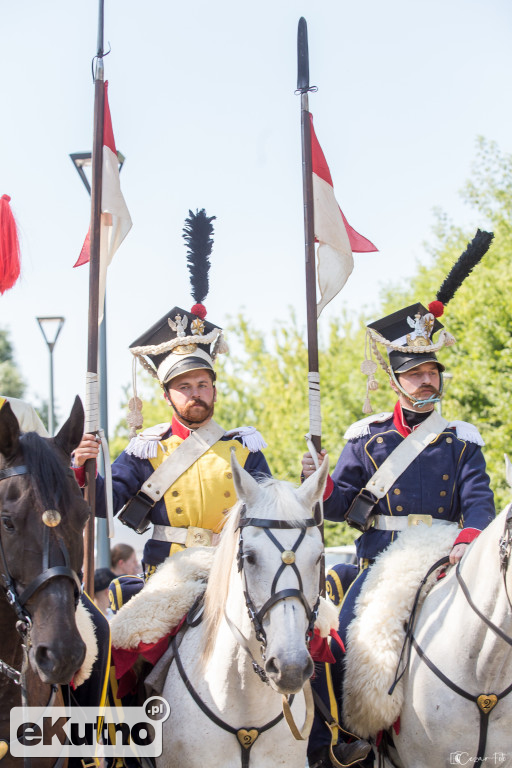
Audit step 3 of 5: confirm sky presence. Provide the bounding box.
[1,0,511,443]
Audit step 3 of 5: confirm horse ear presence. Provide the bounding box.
[505,454,512,489]
[296,456,330,510]
[231,449,262,506]
[54,396,85,455]
[0,402,20,461]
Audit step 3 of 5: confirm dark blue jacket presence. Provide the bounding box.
[324,410,495,561]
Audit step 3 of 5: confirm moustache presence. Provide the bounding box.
[411,385,441,399]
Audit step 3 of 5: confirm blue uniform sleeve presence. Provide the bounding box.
[243,449,272,479]
[94,450,153,520]
[323,439,368,522]
[455,443,495,533]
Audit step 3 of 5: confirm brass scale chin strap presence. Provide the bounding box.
[389,507,512,765]
[0,463,82,768]
[173,508,320,768]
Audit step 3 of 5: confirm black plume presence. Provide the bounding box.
[182,209,216,304]
[436,229,493,306]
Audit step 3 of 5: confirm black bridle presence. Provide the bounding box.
[389,507,512,766]
[0,463,82,680]
[172,504,321,768]
[234,508,320,682]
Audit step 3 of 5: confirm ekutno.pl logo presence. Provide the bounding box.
[10,697,171,759]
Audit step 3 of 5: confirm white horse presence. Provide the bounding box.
[385,503,512,768]
[157,454,329,768]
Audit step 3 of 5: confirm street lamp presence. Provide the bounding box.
[36,316,65,436]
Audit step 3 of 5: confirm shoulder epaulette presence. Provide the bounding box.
[125,423,170,459]
[224,426,267,453]
[343,412,393,441]
[448,421,485,446]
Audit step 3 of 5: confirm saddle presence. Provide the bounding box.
[342,524,456,737]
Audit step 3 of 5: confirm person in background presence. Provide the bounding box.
[110,543,140,576]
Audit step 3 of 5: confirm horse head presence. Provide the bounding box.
[227,452,329,694]
[0,397,89,684]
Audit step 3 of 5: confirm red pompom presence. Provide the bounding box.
[428,300,444,318]
[0,194,21,294]
[191,303,207,319]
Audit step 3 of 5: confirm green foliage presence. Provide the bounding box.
[111,137,512,535]
[0,328,25,398]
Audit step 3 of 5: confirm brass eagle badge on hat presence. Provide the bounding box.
[127,209,228,436]
[361,229,494,414]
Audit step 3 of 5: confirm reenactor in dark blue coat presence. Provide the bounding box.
[304,294,495,767]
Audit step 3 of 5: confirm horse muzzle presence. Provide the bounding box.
[31,635,86,685]
[265,648,314,694]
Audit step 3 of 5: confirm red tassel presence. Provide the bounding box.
[191,303,207,319]
[428,300,444,318]
[0,194,21,294]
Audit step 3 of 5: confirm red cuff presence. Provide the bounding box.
[323,475,334,501]
[454,528,481,546]
[72,466,86,488]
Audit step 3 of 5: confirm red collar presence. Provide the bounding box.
[392,401,412,438]
[171,414,191,440]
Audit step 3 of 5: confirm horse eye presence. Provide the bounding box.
[244,552,256,566]
[2,516,15,532]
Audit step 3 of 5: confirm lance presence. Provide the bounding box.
[297,17,325,592]
[83,0,106,597]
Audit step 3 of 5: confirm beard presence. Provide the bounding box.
[169,396,215,426]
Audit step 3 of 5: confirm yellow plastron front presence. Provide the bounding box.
[149,435,250,533]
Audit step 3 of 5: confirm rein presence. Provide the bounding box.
[0,462,81,768]
[172,634,288,768]
[174,507,319,767]
[401,511,512,764]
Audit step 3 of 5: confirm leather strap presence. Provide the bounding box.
[365,411,448,500]
[140,420,225,502]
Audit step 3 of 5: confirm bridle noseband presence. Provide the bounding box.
[0,463,82,678]
[235,508,320,669]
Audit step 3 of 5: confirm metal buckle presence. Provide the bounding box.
[408,514,432,527]
[185,526,213,547]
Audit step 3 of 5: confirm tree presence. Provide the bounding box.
[0,328,25,398]
[111,138,512,533]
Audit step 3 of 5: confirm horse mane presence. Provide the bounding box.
[200,477,311,667]
[19,432,72,512]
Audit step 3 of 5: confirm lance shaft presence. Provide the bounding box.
[300,92,321,455]
[83,50,105,598]
[298,17,324,594]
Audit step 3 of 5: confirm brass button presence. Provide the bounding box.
[443,474,449,481]
[440,490,447,497]
[393,489,401,495]
[172,490,179,497]
[224,491,231,498]
[376,437,384,443]
[396,505,403,512]
[438,507,444,513]
[446,437,453,444]
[175,507,183,514]
[226,472,232,479]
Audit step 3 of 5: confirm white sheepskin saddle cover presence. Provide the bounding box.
[110,546,338,650]
[342,525,456,737]
[74,600,99,688]
[110,547,214,650]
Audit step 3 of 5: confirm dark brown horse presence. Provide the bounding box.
[0,397,89,767]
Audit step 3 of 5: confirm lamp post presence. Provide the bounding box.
[36,316,65,436]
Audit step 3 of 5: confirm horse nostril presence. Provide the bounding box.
[34,644,55,672]
[265,656,280,677]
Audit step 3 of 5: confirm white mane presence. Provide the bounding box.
[201,478,312,666]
